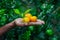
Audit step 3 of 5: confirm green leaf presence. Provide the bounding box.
[0,9,6,14]
[24,9,31,14]
[21,31,31,40]
[28,26,34,31]
[13,9,20,14]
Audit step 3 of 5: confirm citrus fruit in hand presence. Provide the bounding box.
[46,29,54,36]
[25,13,32,18]
[23,17,30,23]
[30,16,37,22]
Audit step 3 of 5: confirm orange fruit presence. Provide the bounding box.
[25,13,32,18]
[30,16,37,22]
[23,17,30,23]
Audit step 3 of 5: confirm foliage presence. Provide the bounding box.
[0,0,60,40]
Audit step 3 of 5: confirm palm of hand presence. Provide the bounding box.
[14,18,45,27]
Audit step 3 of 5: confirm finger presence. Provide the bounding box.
[29,22,42,25]
[41,21,45,24]
[37,19,45,24]
[29,20,45,25]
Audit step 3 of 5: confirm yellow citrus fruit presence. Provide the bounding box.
[30,16,37,22]
[25,13,32,18]
[23,17,30,23]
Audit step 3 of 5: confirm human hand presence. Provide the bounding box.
[14,18,45,27]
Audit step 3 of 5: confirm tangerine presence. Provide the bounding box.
[23,17,30,23]
[30,16,37,22]
[25,13,32,18]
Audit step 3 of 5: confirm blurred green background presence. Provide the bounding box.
[0,0,60,40]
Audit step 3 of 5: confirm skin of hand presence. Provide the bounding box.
[14,18,45,26]
[0,18,45,36]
